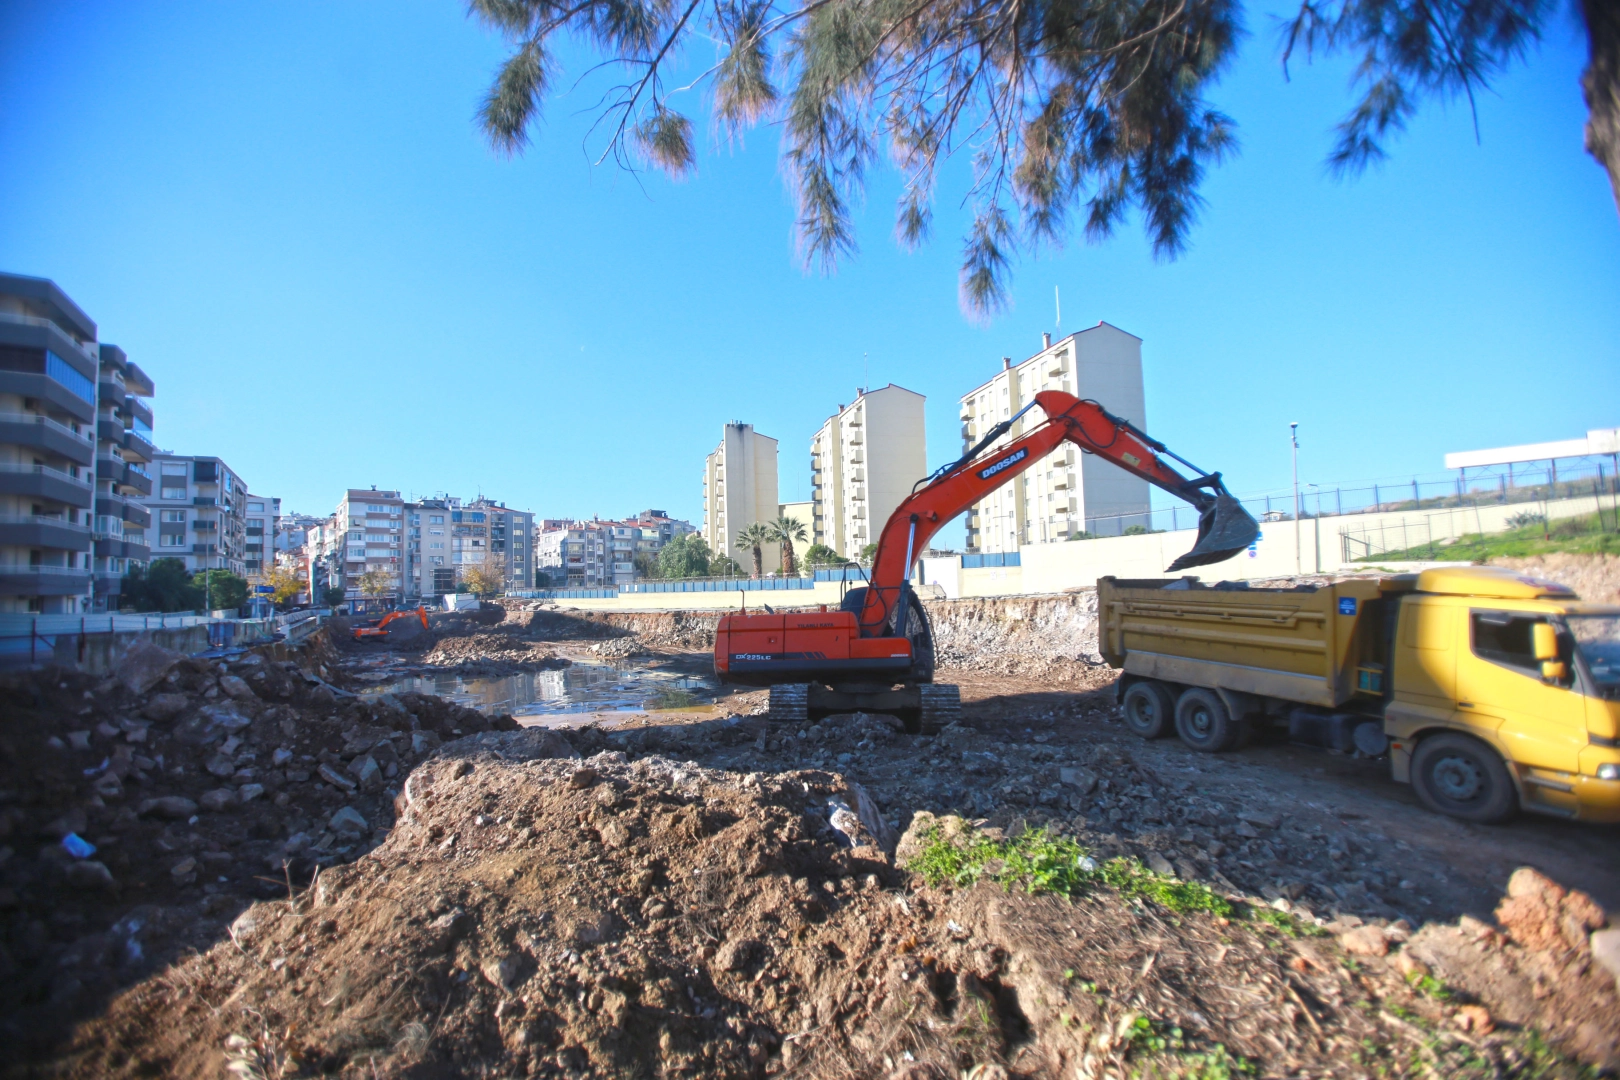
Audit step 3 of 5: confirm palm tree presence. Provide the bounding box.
[772,516,808,575]
[735,523,773,579]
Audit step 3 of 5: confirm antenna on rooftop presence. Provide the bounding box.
[1055,286,1061,334]
[863,351,868,393]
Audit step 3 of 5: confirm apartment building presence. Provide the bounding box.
[702,422,779,571]
[809,384,926,558]
[534,510,695,587]
[0,275,98,612]
[334,488,404,603]
[472,498,533,593]
[243,495,280,577]
[92,345,158,609]
[402,496,534,599]
[275,512,323,555]
[960,323,1149,554]
[142,454,251,577]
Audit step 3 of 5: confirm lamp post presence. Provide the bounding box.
[1290,423,1301,576]
[1308,482,1321,573]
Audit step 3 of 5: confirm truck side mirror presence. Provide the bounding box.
[1531,622,1558,661]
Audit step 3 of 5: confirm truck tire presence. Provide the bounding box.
[1174,688,1242,753]
[1121,680,1175,740]
[1411,733,1517,824]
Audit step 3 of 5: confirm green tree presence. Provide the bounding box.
[470,0,1620,319]
[710,553,745,578]
[322,585,347,607]
[458,562,502,596]
[194,569,249,611]
[771,516,808,575]
[262,564,305,607]
[633,551,659,579]
[735,523,774,578]
[118,558,203,613]
[656,533,712,578]
[803,542,847,569]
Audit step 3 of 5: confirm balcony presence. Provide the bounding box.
[0,411,95,466]
[0,461,94,508]
[96,456,153,497]
[94,536,149,560]
[193,496,216,507]
[0,514,91,551]
[123,427,157,462]
[192,519,217,532]
[192,543,217,554]
[97,494,151,528]
[0,563,91,596]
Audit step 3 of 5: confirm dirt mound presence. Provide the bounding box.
[1490,552,1620,603]
[420,633,573,675]
[36,730,1610,1078]
[0,648,519,1061]
[923,594,1107,683]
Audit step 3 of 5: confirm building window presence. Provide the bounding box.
[429,515,444,524]
[160,534,186,547]
[160,510,186,523]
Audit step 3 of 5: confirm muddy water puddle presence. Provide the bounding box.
[359,659,719,726]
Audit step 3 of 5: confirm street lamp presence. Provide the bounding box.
[1290,423,1301,575]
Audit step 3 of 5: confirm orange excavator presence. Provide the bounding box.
[713,391,1261,729]
[352,605,429,643]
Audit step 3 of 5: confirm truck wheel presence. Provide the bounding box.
[1411,733,1517,824]
[1121,681,1175,740]
[1175,688,1241,753]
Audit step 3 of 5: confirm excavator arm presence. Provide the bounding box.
[855,391,1259,636]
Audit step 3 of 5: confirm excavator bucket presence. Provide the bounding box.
[1166,492,1261,572]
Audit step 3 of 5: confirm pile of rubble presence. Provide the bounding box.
[0,640,519,1059]
[41,728,1617,1078]
[924,593,1106,682]
[419,633,573,675]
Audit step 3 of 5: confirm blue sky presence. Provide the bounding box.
[2,1,1616,547]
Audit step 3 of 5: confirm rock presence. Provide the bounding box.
[1495,866,1606,952]
[238,783,265,803]
[1453,1004,1494,1035]
[599,820,631,849]
[217,674,257,700]
[199,789,237,812]
[141,693,190,722]
[896,812,968,866]
[1339,925,1390,957]
[175,702,252,745]
[716,937,764,972]
[66,730,91,751]
[569,766,599,789]
[1059,767,1098,794]
[425,908,475,952]
[1145,852,1176,877]
[92,773,124,799]
[230,910,263,944]
[139,796,198,820]
[271,748,293,766]
[170,857,198,882]
[1238,810,1281,830]
[411,731,441,755]
[1393,952,1430,979]
[1233,820,1261,839]
[349,755,382,792]
[330,806,368,837]
[117,641,181,696]
[1590,928,1620,992]
[481,951,528,990]
[318,763,358,791]
[64,860,117,891]
[845,781,897,854]
[205,754,236,778]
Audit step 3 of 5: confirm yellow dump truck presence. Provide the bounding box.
[1098,566,1620,824]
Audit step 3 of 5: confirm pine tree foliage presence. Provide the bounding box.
[471,0,1618,316]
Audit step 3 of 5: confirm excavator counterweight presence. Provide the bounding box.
[713,391,1259,729]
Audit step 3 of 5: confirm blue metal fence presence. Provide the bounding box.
[961,552,1021,568]
[626,577,814,593]
[812,567,868,582]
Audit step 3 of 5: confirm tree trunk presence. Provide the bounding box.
[1582,0,1620,218]
[782,537,796,576]
[752,545,763,578]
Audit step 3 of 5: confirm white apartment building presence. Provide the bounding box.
[335,488,404,602]
[961,323,1149,554]
[406,496,535,599]
[243,494,279,578]
[143,454,250,577]
[810,384,926,558]
[702,422,779,571]
[535,510,695,588]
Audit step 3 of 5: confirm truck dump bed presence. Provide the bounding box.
[1098,576,1400,709]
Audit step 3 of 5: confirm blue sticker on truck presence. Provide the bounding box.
[1338,597,1357,615]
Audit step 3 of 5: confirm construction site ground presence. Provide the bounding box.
[4,556,1620,1078]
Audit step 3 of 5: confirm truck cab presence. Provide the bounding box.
[1385,567,1620,822]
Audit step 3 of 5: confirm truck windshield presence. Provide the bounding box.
[1569,615,1620,698]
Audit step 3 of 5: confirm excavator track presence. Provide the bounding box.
[767,683,810,725]
[917,684,961,734]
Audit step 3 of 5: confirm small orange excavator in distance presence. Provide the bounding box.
[352,605,429,644]
[713,391,1262,729]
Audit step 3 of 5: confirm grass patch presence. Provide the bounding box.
[904,827,1305,925]
[1357,510,1620,562]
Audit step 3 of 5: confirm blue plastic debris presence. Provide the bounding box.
[61,832,97,859]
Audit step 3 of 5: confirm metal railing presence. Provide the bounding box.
[0,311,99,363]
[0,513,91,533]
[0,411,94,444]
[0,461,92,488]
